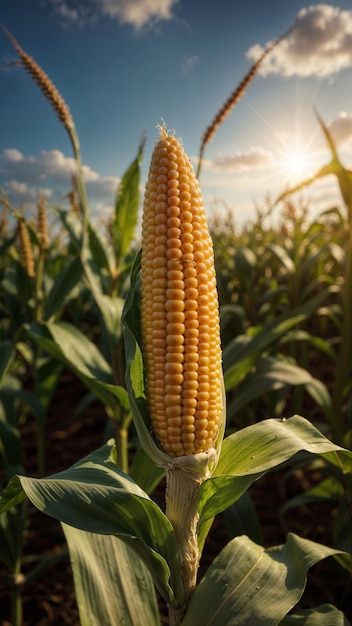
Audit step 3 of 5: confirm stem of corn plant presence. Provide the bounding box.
[165,466,203,625]
[332,209,352,444]
[33,243,48,477]
[11,565,24,626]
[116,424,129,474]
[9,500,28,626]
[105,403,131,474]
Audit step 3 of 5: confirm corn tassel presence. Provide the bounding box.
[18,218,35,278]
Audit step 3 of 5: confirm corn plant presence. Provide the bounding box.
[271,113,352,570]
[210,192,349,566]
[1,25,352,626]
[275,113,352,445]
[209,206,340,430]
[1,125,351,626]
[0,200,68,625]
[0,27,141,623]
[0,26,145,471]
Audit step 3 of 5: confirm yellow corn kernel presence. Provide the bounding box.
[141,125,222,457]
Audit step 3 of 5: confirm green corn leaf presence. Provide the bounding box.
[0,341,14,387]
[0,386,45,428]
[122,251,172,467]
[88,223,115,277]
[304,379,333,421]
[197,416,351,548]
[282,476,344,513]
[216,415,350,478]
[197,472,264,551]
[233,246,257,290]
[319,206,345,225]
[223,290,332,392]
[1,267,17,298]
[0,441,185,609]
[53,207,124,348]
[44,256,83,320]
[27,320,130,414]
[316,111,352,214]
[0,232,16,258]
[122,323,171,467]
[275,162,339,207]
[62,524,161,626]
[182,533,348,626]
[49,204,111,293]
[300,242,345,275]
[222,491,262,544]
[113,138,144,267]
[279,603,350,625]
[223,334,255,389]
[129,447,165,495]
[281,331,337,363]
[0,374,21,428]
[227,358,314,415]
[27,320,113,382]
[35,356,63,416]
[0,507,25,572]
[94,293,125,347]
[0,399,23,480]
[268,243,296,275]
[53,206,83,250]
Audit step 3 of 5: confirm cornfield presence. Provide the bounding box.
[0,25,351,626]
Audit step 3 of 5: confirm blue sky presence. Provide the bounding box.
[1,0,352,229]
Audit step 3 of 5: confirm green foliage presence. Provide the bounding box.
[0,417,350,624]
[0,114,143,625]
[182,534,345,626]
[62,525,161,626]
[1,27,352,624]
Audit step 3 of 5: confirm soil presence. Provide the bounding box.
[0,371,351,625]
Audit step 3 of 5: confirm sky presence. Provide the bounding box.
[1,0,352,231]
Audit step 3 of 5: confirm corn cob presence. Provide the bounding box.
[141,125,223,458]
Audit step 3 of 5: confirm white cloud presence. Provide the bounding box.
[44,0,178,30]
[0,148,120,216]
[204,146,274,172]
[246,4,352,78]
[328,111,352,147]
[4,180,53,206]
[6,180,31,196]
[49,0,81,22]
[180,54,199,77]
[97,0,176,30]
[0,148,76,185]
[3,148,23,162]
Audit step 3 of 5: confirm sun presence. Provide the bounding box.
[285,153,309,178]
[276,144,318,185]
[248,102,321,189]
